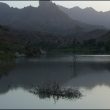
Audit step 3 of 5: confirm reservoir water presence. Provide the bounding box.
[0,55,110,109]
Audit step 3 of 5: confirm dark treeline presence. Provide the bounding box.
[65,39,110,54]
[0,24,110,58]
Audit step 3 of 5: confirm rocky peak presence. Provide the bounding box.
[39,0,52,7]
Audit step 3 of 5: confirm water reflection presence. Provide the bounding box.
[0,55,110,108]
[65,61,110,89]
[1,56,110,93]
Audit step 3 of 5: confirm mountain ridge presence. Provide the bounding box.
[0,2,105,36]
[58,5,110,29]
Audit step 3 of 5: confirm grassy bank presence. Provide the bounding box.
[0,52,15,62]
[0,52,15,76]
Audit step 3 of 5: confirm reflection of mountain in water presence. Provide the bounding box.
[0,59,73,94]
[1,56,110,94]
[65,62,110,89]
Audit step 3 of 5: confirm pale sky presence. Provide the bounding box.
[0,1,110,12]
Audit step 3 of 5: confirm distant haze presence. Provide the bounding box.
[0,1,110,12]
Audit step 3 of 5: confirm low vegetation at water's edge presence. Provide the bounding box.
[29,82,82,100]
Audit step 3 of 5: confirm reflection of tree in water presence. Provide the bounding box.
[29,82,82,102]
[73,55,77,77]
[72,39,78,78]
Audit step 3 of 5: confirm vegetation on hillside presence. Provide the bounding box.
[0,24,110,59]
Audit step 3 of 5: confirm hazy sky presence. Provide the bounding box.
[0,1,110,12]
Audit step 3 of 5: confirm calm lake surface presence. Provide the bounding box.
[1,54,110,109]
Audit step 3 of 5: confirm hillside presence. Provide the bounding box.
[0,2,104,37]
[58,5,110,29]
